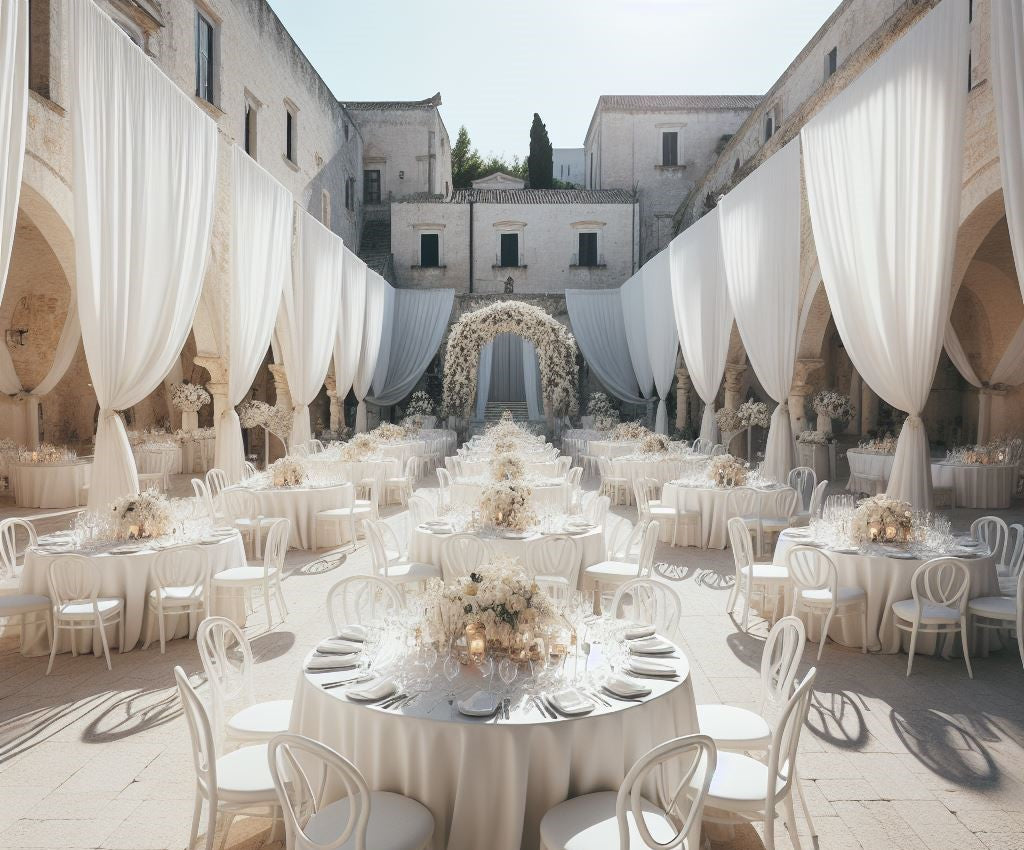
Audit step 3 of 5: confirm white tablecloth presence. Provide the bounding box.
[290,642,698,850]
[930,463,1016,509]
[134,445,183,475]
[610,455,709,488]
[12,462,92,509]
[846,450,894,495]
[379,441,427,468]
[587,440,639,459]
[306,457,402,503]
[20,532,247,657]
[796,442,832,484]
[774,530,1000,653]
[661,483,798,549]
[245,484,354,550]
[450,480,569,511]
[456,459,559,478]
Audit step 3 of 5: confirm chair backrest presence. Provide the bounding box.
[441,533,494,580]
[615,733,716,850]
[606,516,636,560]
[362,520,391,577]
[407,494,436,526]
[327,575,402,634]
[758,615,807,717]
[367,518,402,562]
[786,545,838,599]
[788,466,817,511]
[555,456,571,477]
[153,546,207,601]
[309,439,325,454]
[710,443,726,457]
[766,668,817,811]
[217,488,258,523]
[47,554,101,609]
[636,520,661,578]
[807,479,829,517]
[243,461,258,479]
[1006,523,1024,579]
[0,517,37,579]
[436,468,453,505]
[727,516,755,591]
[292,444,310,458]
[262,518,291,573]
[567,466,583,490]
[174,666,218,804]
[529,534,581,585]
[584,494,610,528]
[269,733,373,850]
[910,557,971,615]
[403,455,419,480]
[205,468,229,498]
[725,486,758,521]
[196,616,254,734]
[612,575,679,636]
[971,515,1009,564]
[192,477,216,520]
[691,438,705,455]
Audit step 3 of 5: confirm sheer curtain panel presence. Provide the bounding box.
[565,289,646,405]
[669,207,734,444]
[522,340,542,420]
[371,283,396,398]
[71,0,217,510]
[620,273,655,401]
[641,250,679,434]
[332,248,366,431]
[279,210,345,449]
[353,270,388,432]
[802,0,968,509]
[215,149,293,481]
[475,340,493,420]
[719,139,802,483]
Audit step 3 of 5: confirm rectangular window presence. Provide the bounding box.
[285,109,295,162]
[578,232,598,267]
[825,46,837,78]
[500,233,519,267]
[420,233,439,267]
[344,179,351,211]
[364,170,381,204]
[244,101,256,157]
[321,190,331,227]
[661,131,679,166]
[195,11,215,104]
[764,113,774,142]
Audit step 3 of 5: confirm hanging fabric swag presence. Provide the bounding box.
[352,269,388,432]
[641,249,679,434]
[620,273,655,402]
[565,289,646,405]
[331,247,366,431]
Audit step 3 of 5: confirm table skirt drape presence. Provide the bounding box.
[661,484,797,549]
[246,484,354,550]
[846,450,894,495]
[930,463,1016,509]
[12,462,91,508]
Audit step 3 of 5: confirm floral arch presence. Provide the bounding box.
[442,301,579,417]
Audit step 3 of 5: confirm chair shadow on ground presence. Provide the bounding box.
[0,690,113,761]
[82,682,182,744]
[890,707,1000,787]
[655,561,694,582]
[290,551,347,576]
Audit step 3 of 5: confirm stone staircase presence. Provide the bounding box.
[358,209,393,281]
[484,401,530,422]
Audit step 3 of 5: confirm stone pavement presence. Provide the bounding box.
[1,475,1022,850]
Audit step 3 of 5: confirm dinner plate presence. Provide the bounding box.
[547,689,595,716]
[347,678,397,702]
[627,657,678,677]
[458,690,500,716]
[628,635,675,655]
[603,674,652,698]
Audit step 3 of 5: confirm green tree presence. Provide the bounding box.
[527,113,553,189]
[452,125,527,188]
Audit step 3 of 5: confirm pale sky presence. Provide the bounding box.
[265,0,843,159]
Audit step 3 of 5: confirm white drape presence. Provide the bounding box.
[280,210,345,449]
[719,139,802,483]
[641,250,678,434]
[943,322,981,388]
[620,273,655,400]
[522,340,542,420]
[991,0,1024,302]
[371,284,396,398]
[475,340,493,420]
[353,270,387,432]
[215,148,292,481]
[565,289,646,404]
[992,319,1024,387]
[0,0,28,397]
[802,0,968,509]
[669,207,734,444]
[367,289,453,407]
[72,0,217,510]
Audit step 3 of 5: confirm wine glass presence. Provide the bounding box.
[360,625,383,674]
[443,652,461,711]
[498,657,518,698]
[475,655,494,689]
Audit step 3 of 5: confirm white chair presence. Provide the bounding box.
[46,555,125,674]
[892,557,973,678]
[791,479,828,527]
[364,520,440,590]
[696,669,817,850]
[640,476,699,548]
[539,734,716,850]
[584,494,610,529]
[0,520,49,650]
[691,438,707,455]
[212,518,290,631]
[327,575,403,635]
[315,479,378,552]
[725,486,762,554]
[633,477,680,542]
[143,546,208,654]
[755,489,800,557]
[971,515,1009,567]
[968,573,1022,672]
[384,456,419,506]
[529,535,582,609]
[597,457,630,506]
[566,466,584,512]
[440,533,495,581]
[268,733,434,850]
[611,576,680,637]
[786,545,867,658]
[192,477,220,523]
[206,467,229,499]
[554,455,571,478]
[585,521,660,601]
[218,488,280,559]
[787,466,816,513]
[408,494,436,526]
[436,468,453,508]
[0,517,37,581]
[174,666,281,850]
[999,523,1024,596]
[726,516,789,632]
[196,617,292,746]
[309,439,325,454]
[709,443,726,457]
[243,461,259,479]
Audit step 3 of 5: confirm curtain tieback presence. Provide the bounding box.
[904,414,923,430]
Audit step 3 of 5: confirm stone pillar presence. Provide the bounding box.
[723,363,748,455]
[976,387,1005,444]
[268,363,292,412]
[789,359,823,436]
[860,381,879,435]
[24,397,40,448]
[848,369,863,435]
[674,366,691,432]
[324,375,342,433]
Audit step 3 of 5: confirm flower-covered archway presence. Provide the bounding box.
[443,301,579,417]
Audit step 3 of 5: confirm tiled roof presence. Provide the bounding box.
[597,94,763,112]
[340,93,442,110]
[395,188,635,205]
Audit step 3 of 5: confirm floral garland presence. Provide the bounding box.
[405,390,436,418]
[850,494,913,545]
[479,481,537,531]
[715,407,744,434]
[18,443,78,464]
[857,434,898,455]
[169,383,211,413]
[490,452,525,481]
[269,457,305,487]
[236,400,292,440]
[593,414,618,433]
[610,420,650,442]
[370,422,413,443]
[738,400,770,429]
[442,301,579,417]
[109,490,173,540]
[707,454,748,488]
[813,390,854,424]
[946,436,1023,466]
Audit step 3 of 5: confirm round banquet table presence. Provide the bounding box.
[846,450,894,495]
[378,441,426,468]
[450,479,569,511]
[180,433,216,473]
[586,440,639,459]
[290,641,698,850]
[456,459,559,478]
[19,531,247,657]
[610,454,709,488]
[134,444,183,475]
[774,529,1000,653]
[306,456,402,503]
[409,526,604,582]
[930,462,1016,509]
[12,461,91,508]
[242,483,354,550]
[660,483,798,550]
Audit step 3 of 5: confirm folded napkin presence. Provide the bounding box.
[306,654,359,671]
[316,638,363,655]
[347,677,396,701]
[549,688,595,715]
[628,635,675,655]
[603,673,652,698]
[458,690,500,716]
[624,624,656,641]
[336,625,367,642]
[627,657,678,677]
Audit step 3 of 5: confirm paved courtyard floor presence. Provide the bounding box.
[1,474,1023,850]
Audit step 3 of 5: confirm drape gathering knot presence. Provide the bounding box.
[905,414,923,429]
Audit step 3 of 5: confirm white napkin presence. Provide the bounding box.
[316,638,363,655]
[624,624,656,641]
[549,688,595,715]
[628,636,675,655]
[603,673,652,698]
[306,654,359,671]
[336,625,367,642]
[348,677,396,701]
[458,690,500,716]
[627,657,678,677]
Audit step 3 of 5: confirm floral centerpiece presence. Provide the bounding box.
[493,439,517,455]
[370,422,409,443]
[405,390,435,418]
[857,434,898,455]
[487,419,532,441]
[170,383,211,413]
[707,453,748,488]
[850,494,913,545]
[946,437,1023,466]
[479,481,536,532]
[797,429,832,445]
[738,400,770,429]
[399,415,423,433]
[350,433,377,454]
[593,414,618,433]
[715,407,743,435]
[813,390,854,432]
[586,392,618,422]
[235,400,292,441]
[610,420,650,442]
[490,452,525,481]
[269,457,305,487]
[639,433,670,455]
[109,490,174,540]
[19,443,78,464]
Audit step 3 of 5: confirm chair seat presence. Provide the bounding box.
[539,790,680,850]
[739,565,789,583]
[700,751,785,811]
[148,586,204,605]
[798,586,866,606]
[891,598,961,624]
[585,560,640,580]
[58,598,122,619]
[645,506,678,519]
[0,593,50,615]
[696,704,771,751]
[305,791,434,850]
[378,561,441,583]
[226,699,293,741]
[212,566,278,585]
[534,574,571,587]
[968,595,1018,621]
[214,744,278,804]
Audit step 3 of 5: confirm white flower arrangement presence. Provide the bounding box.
[639,434,670,455]
[269,457,305,488]
[857,434,898,455]
[715,407,744,434]
[443,301,579,417]
[235,400,291,440]
[707,453,748,488]
[586,392,618,420]
[486,420,532,442]
[405,390,436,418]
[479,481,537,532]
[18,443,77,464]
[850,494,913,545]
[797,430,832,445]
[738,400,770,429]
[0,438,18,453]
[169,383,211,413]
[813,390,854,424]
[593,414,618,433]
[109,489,174,540]
[173,426,217,443]
[350,433,378,455]
[399,415,423,433]
[946,437,1023,466]
[370,422,411,443]
[610,421,650,442]
[490,452,525,481]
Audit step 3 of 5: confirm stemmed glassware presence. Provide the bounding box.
[442,649,461,712]
[498,657,518,700]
